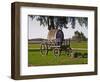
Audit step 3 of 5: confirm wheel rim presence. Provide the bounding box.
[40,43,48,56]
[53,48,60,56]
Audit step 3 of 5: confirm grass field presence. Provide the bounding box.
[28,41,88,66]
[28,41,87,49]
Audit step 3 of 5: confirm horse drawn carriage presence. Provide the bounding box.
[40,29,72,56]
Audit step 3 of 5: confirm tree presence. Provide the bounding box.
[29,15,88,30]
[80,32,87,41]
[72,31,87,42]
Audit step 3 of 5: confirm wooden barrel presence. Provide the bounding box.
[47,29,64,46]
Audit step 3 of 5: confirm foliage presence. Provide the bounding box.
[72,31,87,41]
[82,53,88,58]
[73,52,88,58]
[73,52,82,58]
[29,15,88,30]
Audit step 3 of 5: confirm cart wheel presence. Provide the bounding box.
[67,47,72,56]
[40,43,48,56]
[53,48,60,56]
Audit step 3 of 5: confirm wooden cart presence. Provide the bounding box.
[40,29,72,56]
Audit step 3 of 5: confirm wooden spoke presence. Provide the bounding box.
[40,43,48,56]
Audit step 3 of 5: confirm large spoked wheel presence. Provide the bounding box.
[53,48,60,56]
[40,43,48,56]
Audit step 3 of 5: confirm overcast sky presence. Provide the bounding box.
[28,16,88,39]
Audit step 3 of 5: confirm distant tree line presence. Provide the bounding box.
[72,31,87,42]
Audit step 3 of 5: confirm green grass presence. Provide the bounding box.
[28,41,87,49]
[70,41,87,48]
[28,43,40,48]
[28,50,87,66]
[28,41,88,66]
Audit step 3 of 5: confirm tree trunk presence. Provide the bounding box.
[48,16,55,30]
[71,17,75,29]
